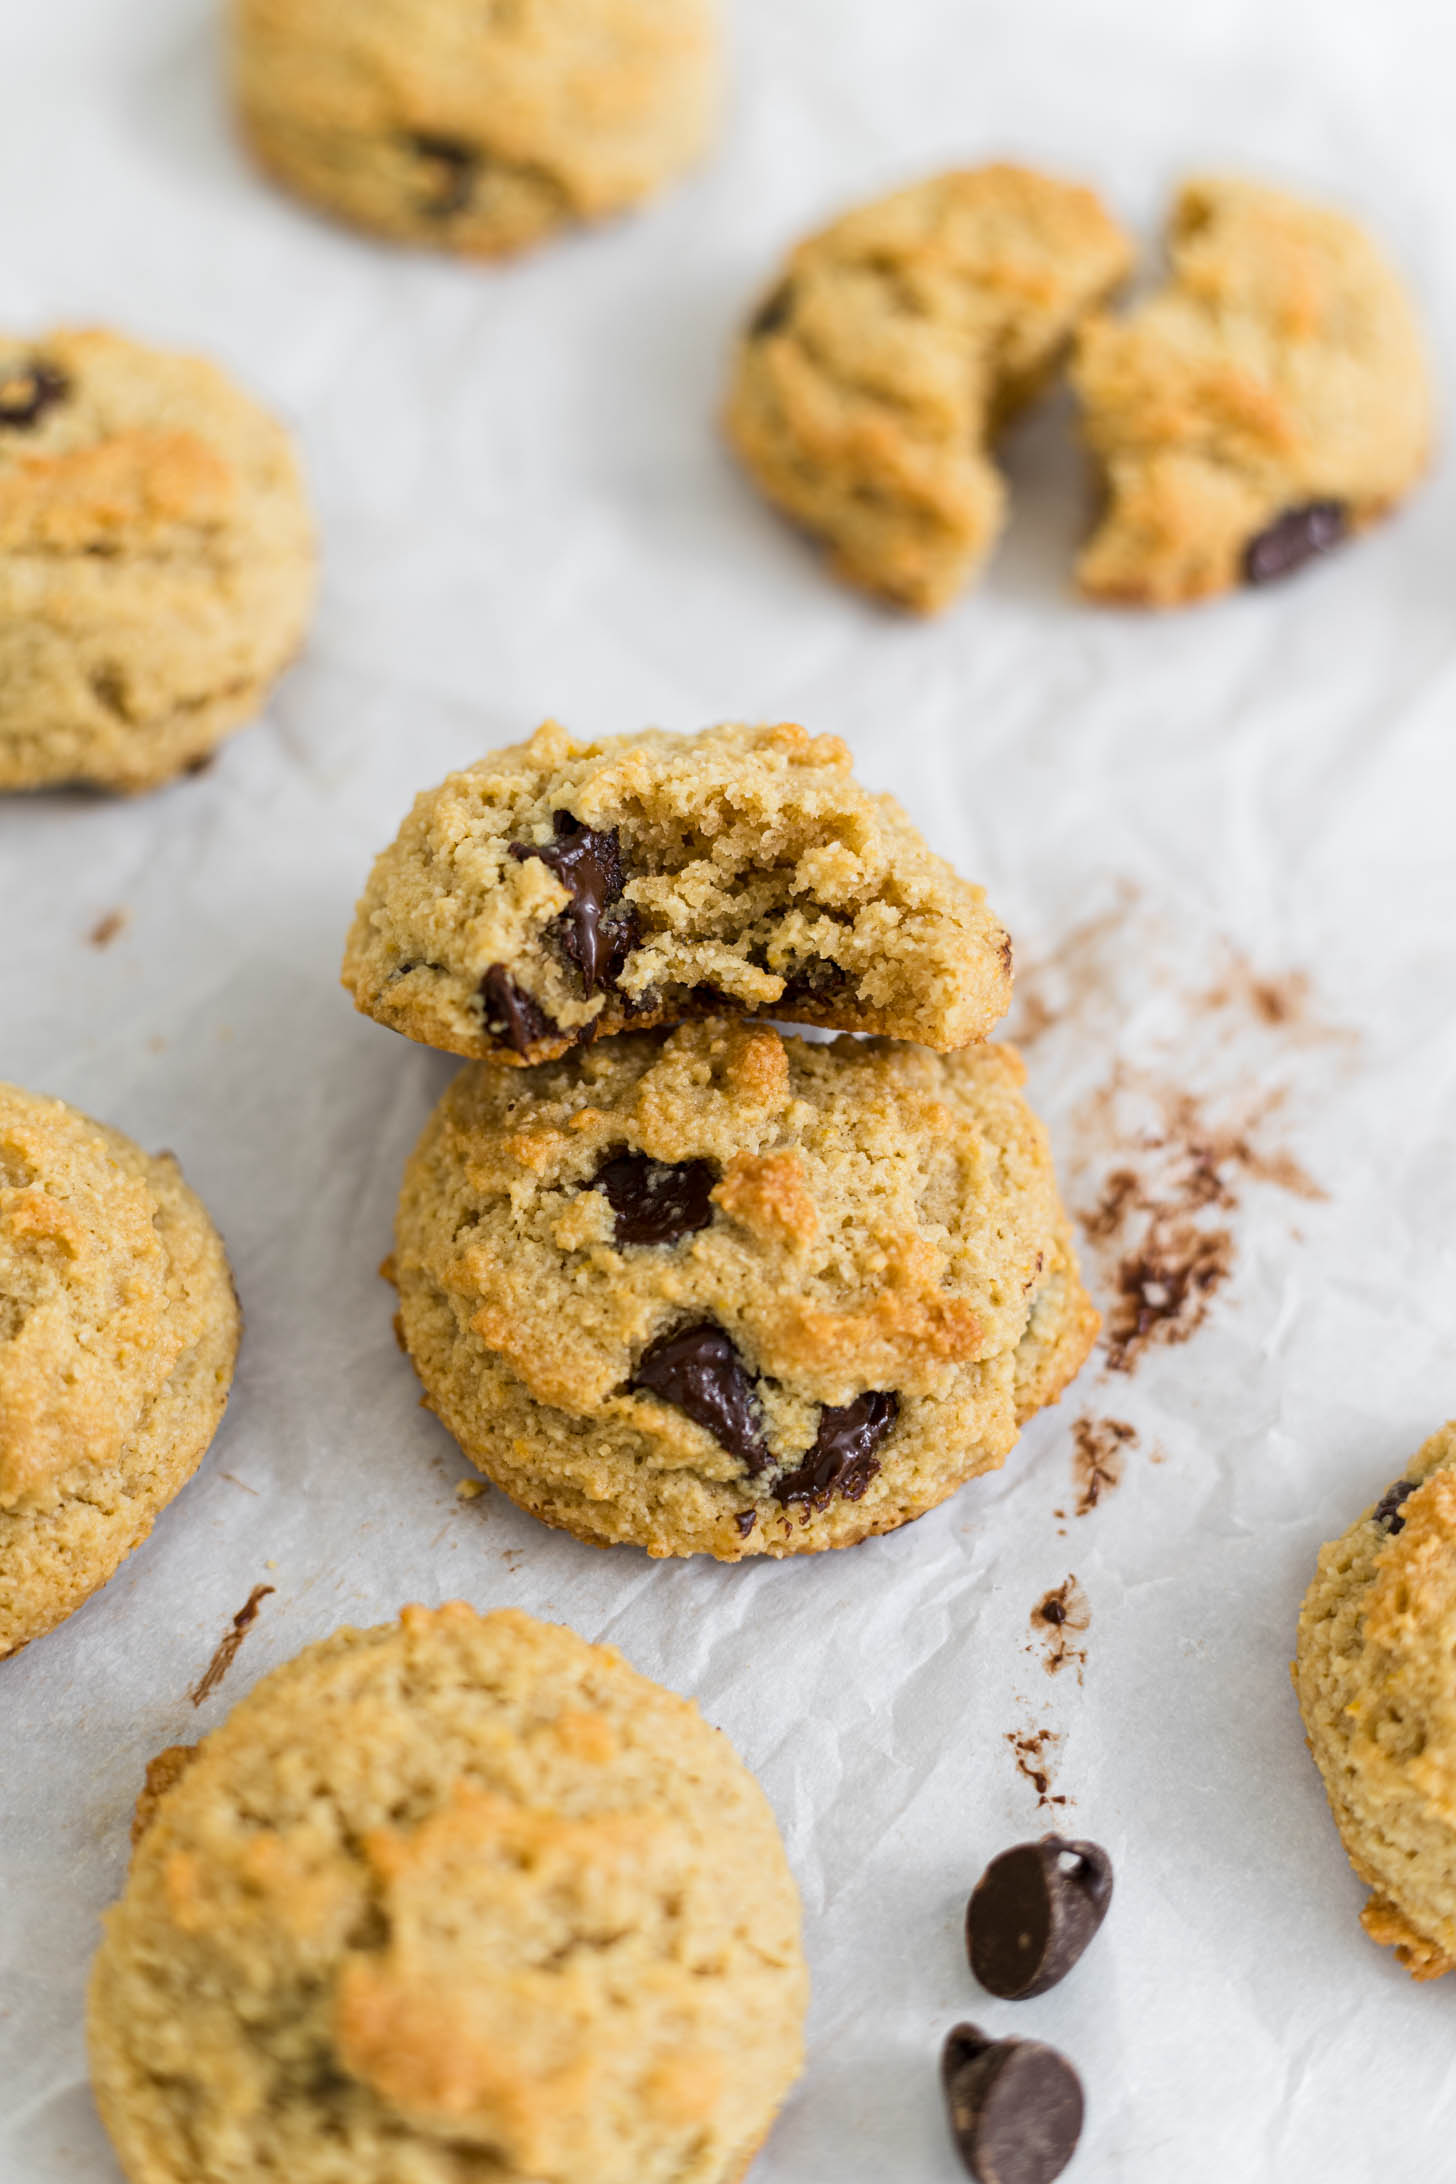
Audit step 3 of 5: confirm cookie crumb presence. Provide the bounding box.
[88,908,128,948]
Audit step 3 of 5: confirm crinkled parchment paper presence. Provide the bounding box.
[3,1,1455,2177]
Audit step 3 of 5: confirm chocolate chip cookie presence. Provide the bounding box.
[343,719,1014,1064]
[0,328,314,793]
[1,1085,241,1656]
[1294,1422,1456,1980]
[391,1021,1097,1558]
[89,1601,807,2184]
[231,0,720,259]
[725,163,1133,611]
[1073,177,1432,605]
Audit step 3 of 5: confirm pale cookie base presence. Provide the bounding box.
[1074,176,1432,606]
[392,1024,1097,1560]
[1294,1421,1456,1979]
[231,0,720,260]
[725,162,1132,611]
[89,1603,807,2184]
[0,326,314,794]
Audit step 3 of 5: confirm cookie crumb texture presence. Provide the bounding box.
[1074,177,1432,605]
[393,1022,1097,1558]
[0,328,314,793]
[0,1084,240,1656]
[725,163,1133,611]
[231,0,720,258]
[88,1603,808,2184]
[343,720,1013,1064]
[1294,1422,1456,1980]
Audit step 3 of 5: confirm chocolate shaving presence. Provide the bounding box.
[190,1584,275,1706]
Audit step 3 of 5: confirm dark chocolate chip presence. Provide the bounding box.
[479,965,555,1057]
[630,1322,768,1472]
[777,959,850,1008]
[0,358,69,430]
[594,1151,717,1247]
[1373,1478,1417,1534]
[748,281,796,339]
[966,1835,1113,2001]
[941,2025,1084,2184]
[772,1390,898,1511]
[511,811,636,996]
[735,1509,757,1538]
[1242,500,1348,586]
[408,133,479,217]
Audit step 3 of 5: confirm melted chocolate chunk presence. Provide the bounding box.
[479,966,555,1056]
[1373,1478,1417,1534]
[409,133,479,217]
[773,1391,898,1512]
[966,1836,1113,2001]
[941,2026,1084,2184]
[630,1322,768,1472]
[748,281,795,339]
[511,811,636,996]
[0,358,69,430]
[735,1509,757,1538]
[1242,500,1348,586]
[594,1152,717,1247]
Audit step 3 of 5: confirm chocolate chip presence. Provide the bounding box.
[735,1509,757,1538]
[594,1152,717,1247]
[408,133,478,217]
[966,1836,1113,2001]
[748,281,796,339]
[0,358,69,430]
[772,1390,898,1511]
[479,966,555,1056]
[941,2026,1084,2184]
[1242,500,1348,586]
[1373,1478,1417,1534]
[630,1322,768,1472]
[511,811,636,996]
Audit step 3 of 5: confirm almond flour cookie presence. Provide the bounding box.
[1294,1423,1456,1981]
[0,1085,240,1657]
[231,0,719,259]
[0,328,314,793]
[344,719,1013,1066]
[392,1021,1097,1559]
[1073,177,1432,605]
[89,1601,808,2184]
[725,164,1133,612]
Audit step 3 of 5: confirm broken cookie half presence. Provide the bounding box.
[1073,176,1432,606]
[343,719,1013,1063]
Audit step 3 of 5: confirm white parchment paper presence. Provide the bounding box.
[3,1,1456,2176]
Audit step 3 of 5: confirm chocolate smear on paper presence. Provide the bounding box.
[1030,1578,1089,1680]
[1071,1417,1136,1513]
[190,1584,275,1705]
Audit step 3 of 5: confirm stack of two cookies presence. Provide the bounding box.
[343,717,1098,1559]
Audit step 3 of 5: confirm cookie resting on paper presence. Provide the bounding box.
[1295,1422,1456,1981]
[230,0,720,259]
[1073,176,1432,605]
[390,1020,1097,1558]
[0,327,314,792]
[0,1084,240,1656]
[343,719,1014,1065]
[88,1602,807,2184]
[725,162,1133,611]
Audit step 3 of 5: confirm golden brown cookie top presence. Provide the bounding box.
[90,1602,807,2184]
[344,719,1013,1062]
[0,1084,197,1511]
[725,162,1133,610]
[1074,177,1432,604]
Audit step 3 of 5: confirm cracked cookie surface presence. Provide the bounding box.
[231,0,720,259]
[0,328,314,792]
[392,1021,1097,1558]
[725,163,1132,611]
[1073,176,1432,605]
[89,1602,807,2184]
[1295,1423,1456,1981]
[0,1084,240,1655]
[343,719,1013,1064]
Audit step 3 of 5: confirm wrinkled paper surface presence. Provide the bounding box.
[3,1,1456,2177]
